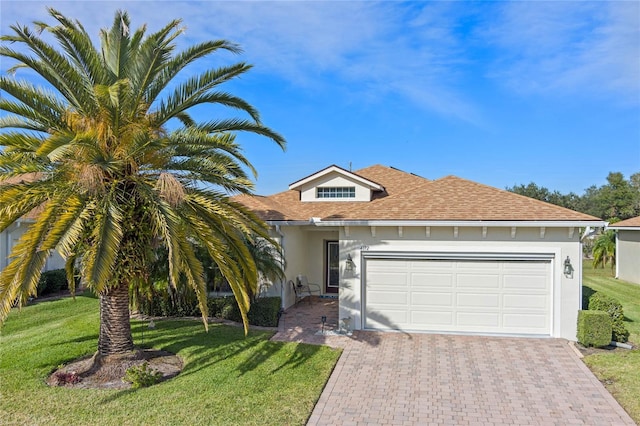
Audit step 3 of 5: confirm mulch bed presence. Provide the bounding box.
[47,349,183,390]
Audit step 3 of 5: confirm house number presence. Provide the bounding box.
[360,245,369,250]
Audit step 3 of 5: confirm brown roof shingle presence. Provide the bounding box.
[609,216,640,228]
[236,165,602,223]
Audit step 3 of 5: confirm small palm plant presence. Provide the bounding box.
[592,230,616,272]
[0,9,285,358]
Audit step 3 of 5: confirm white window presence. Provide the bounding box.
[316,186,356,199]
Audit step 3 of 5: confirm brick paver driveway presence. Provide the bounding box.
[306,332,634,425]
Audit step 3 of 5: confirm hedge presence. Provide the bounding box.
[37,269,68,296]
[208,296,282,327]
[140,291,282,328]
[577,310,612,347]
[587,291,630,343]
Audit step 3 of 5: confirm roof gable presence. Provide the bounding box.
[288,164,384,192]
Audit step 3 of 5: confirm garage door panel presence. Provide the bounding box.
[410,260,455,271]
[457,261,501,271]
[367,291,407,305]
[503,313,548,330]
[368,259,410,271]
[503,275,548,290]
[503,261,548,272]
[504,294,547,309]
[365,257,551,335]
[367,272,408,288]
[410,273,454,288]
[367,309,409,329]
[412,292,453,307]
[411,311,454,326]
[457,274,500,288]
[457,312,500,327]
[457,293,500,308]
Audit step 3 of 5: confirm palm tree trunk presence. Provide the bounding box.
[98,282,134,355]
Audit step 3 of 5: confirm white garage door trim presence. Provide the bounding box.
[362,251,555,337]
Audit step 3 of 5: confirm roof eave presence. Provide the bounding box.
[299,219,606,228]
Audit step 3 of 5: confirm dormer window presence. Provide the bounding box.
[317,186,356,199]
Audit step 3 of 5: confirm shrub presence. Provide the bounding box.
[587,292,630,343]
[51,371,81,386]
[247,297,282,327]
[37,269,68,296]
[137,284,200,317]
[577,310,612,347]
[208,296,281,327]
[123,362,162,389]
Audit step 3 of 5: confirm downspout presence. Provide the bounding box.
[275,225,286,309]
[615,230,619,279]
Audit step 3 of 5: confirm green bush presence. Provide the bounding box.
[587,292,630,343]
[141,290,282,328]
[247,297,282,327]
[137,285,200,317]
[37,269,68,296]
[208,296,281,327]
[124,362,162,389]
[577,310,612,347]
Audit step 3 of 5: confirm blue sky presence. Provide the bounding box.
[2,1,639,196]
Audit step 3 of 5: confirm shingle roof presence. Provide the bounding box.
[1,173,44,221]
[236,164,602,223]
[608,216,640,228]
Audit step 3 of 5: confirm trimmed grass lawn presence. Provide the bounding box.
[0,295,341,426]
[582,263,640,423]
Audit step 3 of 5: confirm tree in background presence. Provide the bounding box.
[508,172,640,222]
[581,172,639,221]
[0,10,285,358]
[592,230,616,271]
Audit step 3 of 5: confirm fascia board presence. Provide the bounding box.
[308,220,606,228]
[607,226,640,231]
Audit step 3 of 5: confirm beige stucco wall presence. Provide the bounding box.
[337,226,583,341]
[617,230,640,284]
[1,222,65,273]
[275,226,339,308]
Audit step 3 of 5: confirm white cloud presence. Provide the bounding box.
[480,1,640,104]
[1,1,481,121]
[2,0,636,124]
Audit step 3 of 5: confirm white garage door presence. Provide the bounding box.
[364,258,552,335]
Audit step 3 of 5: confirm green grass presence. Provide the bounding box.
[0,295,341,426]
[582,262,640,422]
[583,262,640,343]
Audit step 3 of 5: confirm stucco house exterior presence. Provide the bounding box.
[0,175,65,275]
[237,164,604,341]
[608,216,640,284]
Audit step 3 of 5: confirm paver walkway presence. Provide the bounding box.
[271,298,635,425]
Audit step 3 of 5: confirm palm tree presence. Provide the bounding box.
[0,9,285,357]
[592,230,616,271]
[245,237,286,300]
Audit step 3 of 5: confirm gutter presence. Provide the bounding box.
[274,219,607,228]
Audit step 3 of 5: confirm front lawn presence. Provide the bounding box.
[0,295,340,426]
[582,262,640,423]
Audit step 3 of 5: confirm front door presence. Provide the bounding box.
[326,241,339,293]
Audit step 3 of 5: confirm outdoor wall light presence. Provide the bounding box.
[345,254,356,272]
[563,256,574,278]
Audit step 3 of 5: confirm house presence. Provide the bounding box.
[0,174,66,275]
[608,216,640,284]
[237,164,604,341]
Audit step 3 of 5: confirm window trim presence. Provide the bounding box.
[316,186,356,199]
